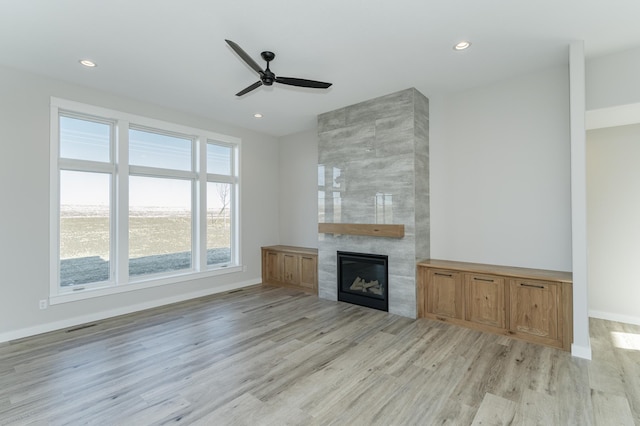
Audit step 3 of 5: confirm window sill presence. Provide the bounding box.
[49,265,244,305]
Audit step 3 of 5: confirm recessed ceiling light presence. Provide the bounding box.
[453,41,471,51]
[79,59,97,68]
[253,113,263,119]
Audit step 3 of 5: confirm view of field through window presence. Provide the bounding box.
[59,115,233,287]
[60,203,231,286]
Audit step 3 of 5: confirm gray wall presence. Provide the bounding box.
[279,66,572,272]
[277,66,572,316]
[429,65,572,271]
[587,46,640,111]
[278,129,318,248]
[0,64,280,341]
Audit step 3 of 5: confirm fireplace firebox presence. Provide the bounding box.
[337,251,388,311]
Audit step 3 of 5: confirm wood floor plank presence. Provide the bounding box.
[450,340,513,408]
[471,393,517,425]
[591,389,635,426]
[555,352,596,425]
[511,388,560,425]
[374,353,473,423]
[428,398,477,425]
[615,343,640,424]
[488,339,544,403]
[196,392,314,426]
[0,286,639,425]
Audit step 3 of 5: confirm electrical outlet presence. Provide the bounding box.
[39,299,48,310]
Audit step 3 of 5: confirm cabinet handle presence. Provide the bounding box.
[520,282,545,289]
[434,272,453,277]
[473,277,494,282]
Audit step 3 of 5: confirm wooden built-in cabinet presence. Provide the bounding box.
[417,259,573,351]
[261,246,318,294]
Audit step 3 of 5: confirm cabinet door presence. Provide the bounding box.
[299,255,317,290]
[265,251,282,283]
[465,274,505,328]
[427,269,463,319]
[509,279,558,340]
[282,253,299,284]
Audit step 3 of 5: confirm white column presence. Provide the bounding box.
[569,41,592,359]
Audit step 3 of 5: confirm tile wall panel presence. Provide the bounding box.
[317,88,429,318]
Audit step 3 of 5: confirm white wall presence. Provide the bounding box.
[587,124,640,324]
[429,66,572,271]
[278,129,318,248]
[0,65,280,341]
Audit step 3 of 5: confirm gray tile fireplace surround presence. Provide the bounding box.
[317,88,429,318]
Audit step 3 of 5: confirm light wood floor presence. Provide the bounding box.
[1,285,638,425]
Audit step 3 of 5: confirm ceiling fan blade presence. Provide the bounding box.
[225,39,264,75]
[235,81,263,96]
[275,76,332,89]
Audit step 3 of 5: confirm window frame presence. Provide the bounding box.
[49,98,242,305]
[205,140,238,268]
[56,112,117,291]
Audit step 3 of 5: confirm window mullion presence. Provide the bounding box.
[49,105,61,297]
[59,159,115,174]
[197,136,207,271]
[206,173,234,183]
[232,144,240,266]
[116,120,130,286]
[129,165,196,180]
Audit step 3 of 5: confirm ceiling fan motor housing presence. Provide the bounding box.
[261,51,275,62]
[261,51,275,85]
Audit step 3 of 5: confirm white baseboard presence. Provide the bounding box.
[589,310,640,326]
[571,343,592,360]
[0,279,261,344]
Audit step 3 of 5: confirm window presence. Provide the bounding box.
[50,98,240,303]
[57,115,114,289]
[128,128,195,278]
[206,142,235,266]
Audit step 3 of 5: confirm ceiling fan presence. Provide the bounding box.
[225,39,332,97]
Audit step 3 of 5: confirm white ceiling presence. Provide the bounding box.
[2,0,640,137]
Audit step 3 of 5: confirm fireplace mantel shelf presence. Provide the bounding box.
[318,223,405,238]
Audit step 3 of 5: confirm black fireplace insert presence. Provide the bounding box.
[337,251,388,311]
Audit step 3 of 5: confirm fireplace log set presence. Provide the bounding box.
[349,276,383,295]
